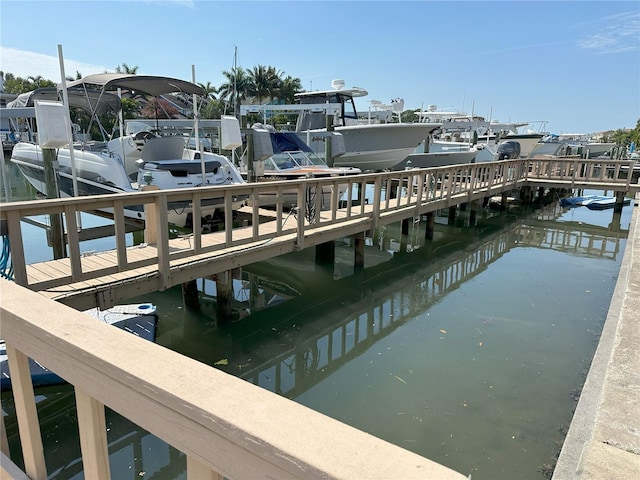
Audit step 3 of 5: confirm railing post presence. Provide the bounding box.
[155,193,171,291]
[6,344,47,480]
[142,186,160,245]
[6,210,27,286]
[75,388,111,480]
[113,199,128,272]
[187,456,224,480]
[296,184,305,250]
[64,204,83,281]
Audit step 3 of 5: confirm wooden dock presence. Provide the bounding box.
[1,158,638,311]
[1,157,638,480]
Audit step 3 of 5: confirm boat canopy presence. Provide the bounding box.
[294,86,368,99]
[6,87,121,115]
[65,73,205,97]
[270,132,313,154]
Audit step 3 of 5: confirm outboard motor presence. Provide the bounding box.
[495,140,521,160]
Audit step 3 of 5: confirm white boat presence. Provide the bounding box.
[393,149,478,170]
[415,104,540,161]
[531,133,616,159]
[243,126,361,209]
[497,132,545,158]
[292,80,441,171]
[8,74,247,228]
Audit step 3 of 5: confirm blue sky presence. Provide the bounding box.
[1,0,638,135]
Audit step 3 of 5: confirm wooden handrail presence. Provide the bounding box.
[0,279,468,480]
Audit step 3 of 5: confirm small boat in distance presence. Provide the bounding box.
[560,194,632,209]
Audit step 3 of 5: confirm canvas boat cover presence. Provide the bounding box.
[6,87,121,115]
[270,132,313,154]
[65,73,205,97]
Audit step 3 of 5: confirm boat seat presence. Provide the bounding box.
[143,159,221,176]
[140,136,186,161]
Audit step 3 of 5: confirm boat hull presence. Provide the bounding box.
[395,150,478,169]
[298,123,440,171]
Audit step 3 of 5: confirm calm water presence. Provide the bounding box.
[1,156,634,479]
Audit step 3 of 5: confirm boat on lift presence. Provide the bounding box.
[8,74,247,228]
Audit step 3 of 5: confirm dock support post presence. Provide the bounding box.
[614,191,626,213]
[182,279,200,310]
[448,206,457,225]
[315,241,335,279]
[353,232,365,274]
[519,186,531,204]
[401,218,410,236]
[215,271,233,323]
[424,212,434,240]
[469,201,477,226]
[500,192,508,210]
[43,147,65,259]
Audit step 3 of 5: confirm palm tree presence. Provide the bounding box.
[198,81,217,100]
[247,65,282,104]
[115,63,139,74]
[277,75,303,104]
[27,75,55,89]
[218,67,251,117]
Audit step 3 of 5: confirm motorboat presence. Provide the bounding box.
[0,303,158,391]
[242,125,361,210]
[530,134,616,160]
[289,80,441,171]
[8,74,247,228]
[497,132,545,158]
[393,149,478,170]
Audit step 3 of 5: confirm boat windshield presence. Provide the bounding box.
[297,92,359,126]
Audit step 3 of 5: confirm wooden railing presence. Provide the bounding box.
[0,279,468,480]
[1,158,636,295]
[0,157,637,479]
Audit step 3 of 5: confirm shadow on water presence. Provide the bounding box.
[1,172,633,479]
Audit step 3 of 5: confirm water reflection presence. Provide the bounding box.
[1,171,633,479]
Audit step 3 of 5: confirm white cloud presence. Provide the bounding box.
[577,10,640,54]
[0,46,111,81]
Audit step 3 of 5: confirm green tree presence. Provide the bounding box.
[277,75,303,104]
[1,72,56,94]
[198,81,217,100]
[247,65,282,104]
[218,67,251,117]
[121,97,140,119]
[116,63,139,74]
[201,98,225,119]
